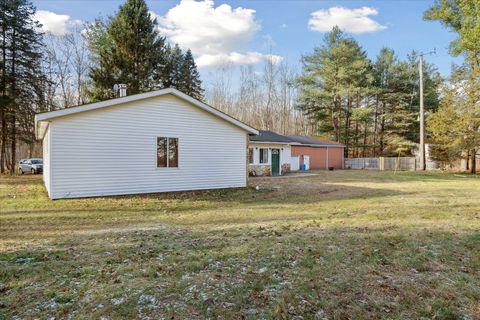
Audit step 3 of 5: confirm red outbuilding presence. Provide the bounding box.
[288,136,344,170]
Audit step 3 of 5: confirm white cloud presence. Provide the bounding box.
[154,0,282,67]
[308,7,386,34]
[196,51,283,67]
[34,10,81,36]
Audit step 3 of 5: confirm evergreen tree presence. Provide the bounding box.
[159,43,183,90]
[297,27,371,153]
[87,0,166,100]
[178,49,203,100]
[87,0,203,101]
[0,0,43,174]
[297,28,441,157]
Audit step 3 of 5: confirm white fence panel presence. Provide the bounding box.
[345,157,416,171]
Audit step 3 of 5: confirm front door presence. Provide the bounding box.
[271,149,280,176]
[303,155,310,170]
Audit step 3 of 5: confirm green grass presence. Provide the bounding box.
[1,171,479,319]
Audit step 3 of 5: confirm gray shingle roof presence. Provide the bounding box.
[286,135,344,147]
[250,130,344,147]
[249,130,296,143]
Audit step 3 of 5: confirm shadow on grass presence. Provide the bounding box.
[1,183,411,215]
[1,224,478,319]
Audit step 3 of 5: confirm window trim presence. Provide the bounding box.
[156,136,179,169]
[248,148,254,164]
[259,148,269,164]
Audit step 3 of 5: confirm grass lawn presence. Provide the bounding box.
[1,171,479,319]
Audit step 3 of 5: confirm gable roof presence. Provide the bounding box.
[35,88,258,139]
[250,130,344,147]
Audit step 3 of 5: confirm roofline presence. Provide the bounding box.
[292,144,345,148]
[249,141,292,145]
[35,88,258,139]
[249,140,344,147]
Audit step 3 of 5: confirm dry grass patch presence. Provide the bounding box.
[0,171,479,319]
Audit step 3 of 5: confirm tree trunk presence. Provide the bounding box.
[470,149,476,174]
[379,100,387,155]
[9,24,16,175]
[332,95,339,141]
[10,112,15,175]
[0,109,5,173]
[29,142,33,158]
[373,94,379,156]
[461,150,469,171]
[0,13,6,174]
[344,94,351,156]
[363,124,367,157]
[354,121,359,158]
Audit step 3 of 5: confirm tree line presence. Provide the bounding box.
[296,26,442,158]
[1,0,478,174]
[295,0,479,172]
[0,0,202,174]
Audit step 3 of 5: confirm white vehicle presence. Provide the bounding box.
[19,158,43,174]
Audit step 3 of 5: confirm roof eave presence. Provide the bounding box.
[35,116,49,140]
[249,140,291,145]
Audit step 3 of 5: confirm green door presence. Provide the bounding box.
[271,149,280,176]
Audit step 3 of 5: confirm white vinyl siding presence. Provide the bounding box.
[42,126,51,197]
[48,94,248,199]
[248,143,291,175]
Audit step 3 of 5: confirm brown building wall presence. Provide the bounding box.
[291,146,344,170]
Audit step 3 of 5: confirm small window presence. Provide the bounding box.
[259,148,268,164]
[157,137,178,168]
[248,148,254,164]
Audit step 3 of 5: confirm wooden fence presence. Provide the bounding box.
[345,157,417,171]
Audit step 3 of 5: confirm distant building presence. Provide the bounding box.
[249,130,344,176]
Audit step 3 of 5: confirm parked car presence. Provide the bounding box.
[19,158,43,174]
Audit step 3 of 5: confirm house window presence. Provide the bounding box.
[248,148,254,164]
[259,148,268,164]
[157,137,178,168]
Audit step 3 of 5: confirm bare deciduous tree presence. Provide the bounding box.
[205,61,312,135]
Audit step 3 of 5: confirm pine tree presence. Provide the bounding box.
[160,43,183,90]
[297,27,371,153]
[297,27,349,142]
[178,49,203,100]
[87,0,166,100]
[0,0,43,174]
[87,0,203,101]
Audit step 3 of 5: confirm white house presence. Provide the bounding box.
[35,88,258,199]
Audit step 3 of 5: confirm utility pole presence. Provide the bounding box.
[418,49,435,171]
